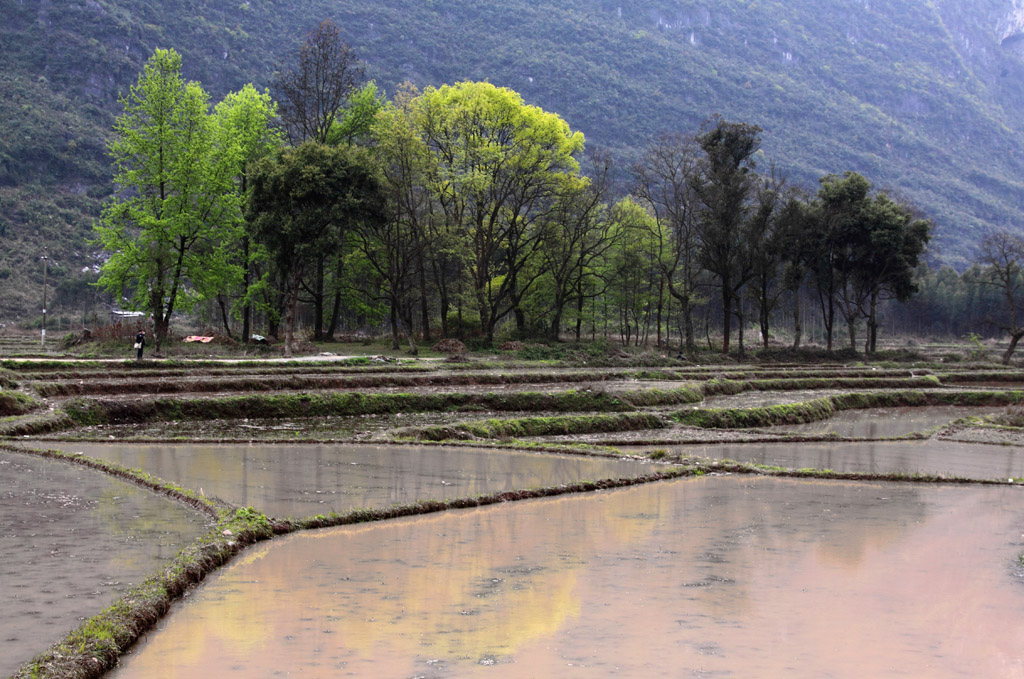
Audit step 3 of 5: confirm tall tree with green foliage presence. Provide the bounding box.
[856,192,930,353]
[412,81,585,344]
[693,118,761,354]
[247,142,387,356]
[212,84,282,341]
[94,48,240,350]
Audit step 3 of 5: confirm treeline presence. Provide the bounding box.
[101,22,1024,359]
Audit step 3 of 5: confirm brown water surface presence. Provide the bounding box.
[108,476,1024,678]
[28,443,652,518]
[619,439,1024,479]
[769,405,1004,437]
[0,450,211,677]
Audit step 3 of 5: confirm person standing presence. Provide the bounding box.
[134,330,146,360]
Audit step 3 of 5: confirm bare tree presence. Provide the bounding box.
[631,132,704,354]
[273,19,366,145]
[978,229,1024,364]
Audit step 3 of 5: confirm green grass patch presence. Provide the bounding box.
[674,389,1024,429]
[0,389,38,416]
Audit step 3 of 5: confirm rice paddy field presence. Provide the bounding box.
[4,341,1024,678]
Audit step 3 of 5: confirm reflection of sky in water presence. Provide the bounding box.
[33,443,653,519]
[620,438,1024,480]
[0,451,211,677]
[109,477,1024,679]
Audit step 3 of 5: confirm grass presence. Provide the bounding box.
[674,389,1024,429]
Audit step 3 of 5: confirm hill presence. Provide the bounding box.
[2,0,1023,319]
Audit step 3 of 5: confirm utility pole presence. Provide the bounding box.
[41,248,48,348]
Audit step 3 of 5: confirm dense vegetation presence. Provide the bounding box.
[3,0,1024,323]
[90,43,936,358]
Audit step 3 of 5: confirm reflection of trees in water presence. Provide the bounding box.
[58,442,647,520]
[116,476,935,676]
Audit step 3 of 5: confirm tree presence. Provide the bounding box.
[632,132,704,354]
[978,230,1024,364]
[412,81,585,344]
[856,193,930,353]
[693,118,761,354]
[211,84,282,341]
[247,143,387,356]
[812,172,930,353]
[358,95,435,354]
[746,168,789,350]
[94,48,241,351]
[273,19,366,146]
[537,153,620,341]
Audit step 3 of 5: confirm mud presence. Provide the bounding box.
[619,439,1024,480]
[0,450,211,677]
[26,442,653,519]
[107,476,1024,679]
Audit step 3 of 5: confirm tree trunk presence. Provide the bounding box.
[721,279,732,355]
[656,273,664,348]
[390,301,401,350]
[1003,331,1024,365]
[792,289,802,350]
[217,294,234,340]
[312,256,325,341]
[867,291,879,354]
[736,299,745,356]
[241,236,251,344]
[284,271,301,357]
[418,254,431,343]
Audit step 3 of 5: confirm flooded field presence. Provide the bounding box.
[0,450,212,677]
[768,405,1006,438]
[26,442,654,519]
[620,439,1024,480]
[50,411,592,442]
[107,476,1024,679]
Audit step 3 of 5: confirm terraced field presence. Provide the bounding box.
[4,350,1024,678]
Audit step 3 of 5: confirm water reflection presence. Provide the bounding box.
[109,477,1024,678]
[619,439,1024,480]
[0,451,211,677]
[770,405,1004,438]
[31,443,652,519]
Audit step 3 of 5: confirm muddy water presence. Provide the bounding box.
[56,410,595,442]
[108,476,1024,679]
[0,450,211,677]
[620,439,1024,479]
[29,443,652,519]
[770,405,1005,437]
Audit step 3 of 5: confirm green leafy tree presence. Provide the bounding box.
[856,193,930,353]
[212,84,282,341]
[247,142,387,356]
[94,48,241,350]
[412,81,585,344]
[693,118,761,354]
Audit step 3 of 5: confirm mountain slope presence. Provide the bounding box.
[1,0,1023,317]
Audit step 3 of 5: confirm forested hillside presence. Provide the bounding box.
[2,0,1024,318]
